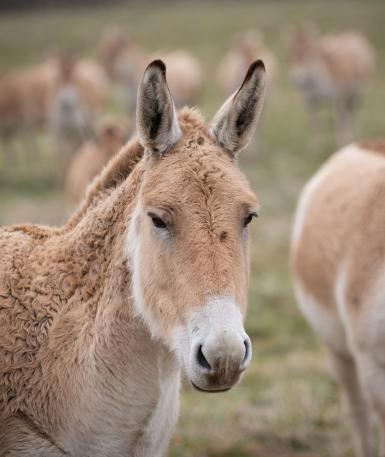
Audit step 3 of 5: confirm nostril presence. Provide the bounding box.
[196,345,211,371]
[243,339,250,365]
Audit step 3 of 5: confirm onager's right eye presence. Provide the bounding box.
[148,212,168,230]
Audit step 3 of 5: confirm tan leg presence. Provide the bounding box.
[1,133,18,176]
[334,95,358,146]
[330,350,374,457]
[305,100,325,154]
[19,125,43,179]
[356,352,385,457]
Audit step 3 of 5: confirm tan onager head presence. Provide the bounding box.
[129,59,266,391]
[0,59,266,455]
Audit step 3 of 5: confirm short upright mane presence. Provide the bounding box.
[67,136,144,227]
[178,107,206,133]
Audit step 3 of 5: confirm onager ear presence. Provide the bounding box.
[136,59,181,156]
[210,60,266,156]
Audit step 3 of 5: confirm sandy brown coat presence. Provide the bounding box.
[291,141,385,457]
[289,26,375,146]
[0,59,266,456]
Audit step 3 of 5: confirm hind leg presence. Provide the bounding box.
[355,351,385,457]
[334,94,359,146]
[294,284,374,455]
[0,415,66,457]
[329,350,374,457]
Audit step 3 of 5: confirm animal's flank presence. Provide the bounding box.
[291,140,385,457]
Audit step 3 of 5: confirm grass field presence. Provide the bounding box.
[0,1,384,456]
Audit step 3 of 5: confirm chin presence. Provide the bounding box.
[190,380,233,393]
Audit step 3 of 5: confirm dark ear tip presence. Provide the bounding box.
[146,59,166,76]
[239,59,266,89]
[249,59,265,74]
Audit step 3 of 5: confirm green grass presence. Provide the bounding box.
[0,1,384,455]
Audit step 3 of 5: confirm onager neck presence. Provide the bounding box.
[3,140,181,455]
[60,140,144,321]
[53,154,180,454]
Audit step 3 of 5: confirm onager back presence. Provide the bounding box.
[289,25,375,146]
[0,59,57,132]
[217,29,277,95]
[291,140,385,457]
[66,116,131,205]
[0,59,267,457]
[0,59,57,169]
[98,28,203,113]
[49,54,108,173]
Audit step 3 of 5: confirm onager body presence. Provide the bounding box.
[66,116,131,205]
[217,29,276,95]
[98,28,203,113]
[291,140,385,457]
[0,59,267,456]
[0,55,108,173]
[289,26,375,146]
[0,59,57,169]
[150,50,203,107]
[49,55,108,173]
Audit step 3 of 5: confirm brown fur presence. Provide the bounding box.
[0,60,56,133]
[289,25,375,146]
[359,139,385,156]
[291,141,385,457]
[48,54,109,174]
[217,29,277,95]
[0,106,259,453]
[66,117,132,205]
[98,28,203,111]
[292,143,385,314]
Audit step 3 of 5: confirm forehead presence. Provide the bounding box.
[141,114,258,209]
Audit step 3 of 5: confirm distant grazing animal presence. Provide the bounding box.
[98,27,144,113]
[66,116,131,205]
[291,140,385,457]
[0,59,266,456]
[150,50,203,107]
[98,28,203,113]
[217,29,277,95]
[289,25,375,147]
[0,59,57,169]
[49,54,108,174]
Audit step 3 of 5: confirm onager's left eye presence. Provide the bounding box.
[243,212,257,227]
[148,212,168,230]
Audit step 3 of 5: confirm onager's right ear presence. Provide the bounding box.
[136,59,181,156]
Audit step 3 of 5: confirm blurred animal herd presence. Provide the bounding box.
[0,24,376,207]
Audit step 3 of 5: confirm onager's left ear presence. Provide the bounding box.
[136,59,181,156]
[210,60,266,156]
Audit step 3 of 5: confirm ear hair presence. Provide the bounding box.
[136,59,181,156]
[209,60,266,157]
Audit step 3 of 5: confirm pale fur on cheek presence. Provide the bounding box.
[126,196,162,340]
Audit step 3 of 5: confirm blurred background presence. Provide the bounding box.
[0,1,384,456]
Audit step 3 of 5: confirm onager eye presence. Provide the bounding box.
[148,212,168,230]
[244,212,257,227]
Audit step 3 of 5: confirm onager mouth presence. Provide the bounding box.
[190,381,232,393]
[175,298,252,393]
